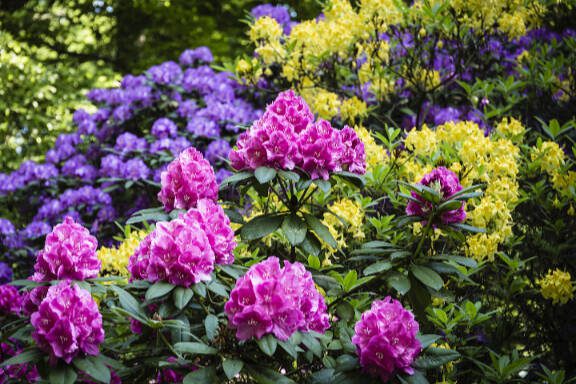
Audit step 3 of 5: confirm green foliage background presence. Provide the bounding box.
[0,0,321,171]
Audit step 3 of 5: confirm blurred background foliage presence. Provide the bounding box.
[0,0,321,171]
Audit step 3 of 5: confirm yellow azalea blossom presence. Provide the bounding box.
[537,269,575,305]
[340,96,368,123]
[404,124,437,157]
[98,229,149,276]
[496,117,525,139]
[322,199,365,256]
[355,125,388,170]
[531,141,565,175]
[249,16,283,42]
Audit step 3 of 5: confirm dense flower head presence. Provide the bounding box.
[32,217,100,282]
[538,269,574,305]
[406,167,466,225]
[0,262,13,284]
[230,90,366,180]
[251,4,294,34]
[151,118,178,139]
[179,47,214,66]
[0,284,21,315]
[158,147,219,211]
[128,214,215,287]
[184,199,236,265]
[352,297,421,382]
[31,281,104,364]
[225,256,330,341]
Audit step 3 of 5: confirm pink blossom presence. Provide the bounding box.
[0,284,22,315]
[352,297,421,382]
[225,257,330,341]
[31,281,104,364]
[158,147,218,211]
[32,217,100,282]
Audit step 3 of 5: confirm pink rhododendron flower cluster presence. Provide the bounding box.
[21,285,49,316]
[31,281,104,364]
[128,200,235,286]
[184,198,236,265]
[225,256,330,341]
[32,216,100,282]
[158,147,219,211]
[352,297,421,382]
[0,284,21,315]
[406,166,466,224]
[229,90,366,180]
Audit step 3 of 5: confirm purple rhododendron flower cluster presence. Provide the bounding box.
[0,284,21,315]
[158,147,219,211]
[406,167,466,224]
[230,90,366,180]
[352,297,421,382]
[0,342,39,383]
[251,4,295,34]
[128,200,235,286]
[0,261,13,284]
[32,217,100,282]
[225,256,330,341]
[31,281,104,364]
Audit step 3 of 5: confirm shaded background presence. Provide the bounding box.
[0,0,321,171]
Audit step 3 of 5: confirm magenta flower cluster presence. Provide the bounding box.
[128,200,235,286]
[158,147,219,211]
[406,167,466,224]
[32,216,100,282]
[230,90,366,180]
[352,297,421,382]
[225,256,330,341]
[0,284,21,315]
[31,281,104,364]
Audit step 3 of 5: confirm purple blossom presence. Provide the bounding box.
[115,132,148,155]
[151,118,178,139]
[352,297,421,382]
[406,167,466,225]
[31,281,104,364]
[158,147,218,211]
[251,4,294,34]
[32,216,100,282]
[122,158,150,180]
[0,284,21,314]
[147,61,183,85]
[0,262,13,284]
[179,47,214,66]
[225,257,330,341]
[22,221,52,239]
[186,117,220,138]
[204,139,231,164]
[0,218,15,236]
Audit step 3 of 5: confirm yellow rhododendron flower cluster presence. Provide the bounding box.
[537,269,575,305]
[402,119,523,261]
[355,126,389,171]
[322,199,365,256]
[531,141,576,198]
[98,229,149,276]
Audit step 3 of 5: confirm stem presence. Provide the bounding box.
[414,215,434,259]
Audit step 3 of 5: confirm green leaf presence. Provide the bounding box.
[417,334,441,349]
[282,214,307,245]
[437,200,463,212]
[305,213,337,248]
[241,215,284,240]
[450,223,486,233]
[308,255,321,270]
[223,359,244,380]
[255,166,277,184]
[219,171,253,189]
[314,179,331,193]
[183,366,218,384]
[145,282,175,301]
[342,270,357,292]
[400,370,429,384]
[410,265,444,291]
[174,342,218,355]
[336,302,354,321]
[257,334,278,356]
[245,365,298,384]
[193,283,207,298]
[110,286,146,320]
[206,280,228,297]
[278,170,300,182]
[173,287,194,310]
[278,340,298,359]
[300,232,321,256]
[73,357,111,383]
[204,314,219,341]
[302,333,322,357]
[0,348,42,367]
[334,171,365,188]
[413,348,461,369]
[363,261,392,275]
[49,365,77,384]
[387,273,411,295]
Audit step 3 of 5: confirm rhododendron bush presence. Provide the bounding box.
[1,1,576,383]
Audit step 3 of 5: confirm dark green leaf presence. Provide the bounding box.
[174,342,218,355]
[49,366,77,384]
[110,286,146,319]
[206,280,228,297]
[437,200,463,212]
[173,287,194,310]
[450,223,486,233]
[145,282,175,301]
[73,357,111,383]
[411,265,444,291]
[183,366,218,384]
[300,232,322,256]
[314,179,331,193]
[413,348,461,369]
[257,334,278,356]
[387,273,411,295]
[302,333,322,357]
[223,359,244,380]
[241,215,284,241]
[204,314,219,341]
[363,261,392,275]
[282,214,307,245]
[278,170,300,182]
[219,171,253,189]
[255,166,277,184]
[245,365,297,384]
[417,334,441,349]
[0,348,42,367]
[334,171,365,188]
[336,302,354,321]
[305,213,337,248]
